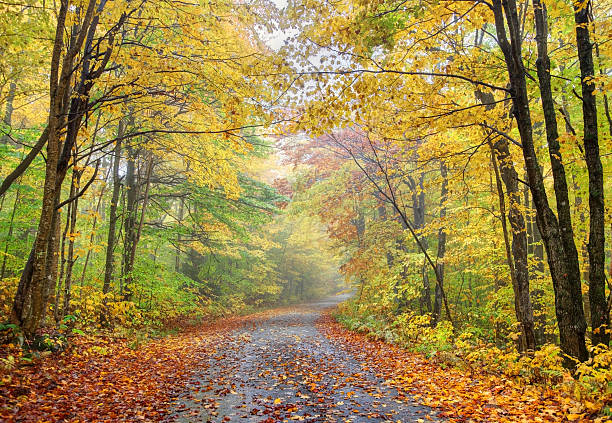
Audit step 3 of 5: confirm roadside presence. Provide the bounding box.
[0,309,281,422]
[321,312,605,422]
[2,294,599,422]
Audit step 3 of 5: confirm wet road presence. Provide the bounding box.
[170,295,439,422]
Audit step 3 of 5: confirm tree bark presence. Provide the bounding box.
[492,0,588,365]
[490,141,536,351]
[573,0,608,347]
[11,0,115,337]
[131,154,154,266]
[80,165,110,286]
[175,196,185,272]
[103,123,124,301]
[476,86,537,351]
[121,143,139,301]
[1,82,16,145]
[54,176,75,323]
[62,176,80,319]
[533,0,585,336]
[411,173,431,314]
[525,183,547,344]
[432,161,448,327]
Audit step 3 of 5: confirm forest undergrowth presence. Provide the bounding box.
[0,307,299,422]
[332,301,612,422]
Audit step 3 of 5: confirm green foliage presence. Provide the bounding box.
[0,129,339,335]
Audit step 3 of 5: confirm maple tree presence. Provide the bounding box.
[0,0,341,339]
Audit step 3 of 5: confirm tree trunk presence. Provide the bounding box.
[476,86,536,351]
[1,82,16,145]
[525,182,547,344]
[80,165,110,286]
[103,123,124,301]
[12,100,64,337]
[175,196,185,272]
[412,173,431,314]
[130,154,154,270]
[492,0,587,365]
[11,0,112,337]
[432,162,448,327]
[490,141,536,351]
[573,0,608,347]
[121,143,139,301]
[54,177,74,323]
[62,179,80,319]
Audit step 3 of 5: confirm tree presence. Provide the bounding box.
[281,0,611,364]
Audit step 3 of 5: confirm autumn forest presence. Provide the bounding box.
[0,0,611,421]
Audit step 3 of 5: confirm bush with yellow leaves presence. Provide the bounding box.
[336,299,612,418]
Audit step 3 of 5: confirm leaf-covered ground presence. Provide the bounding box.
[0,311,281,422]
[317,314,605,423]
[1,299,605,422]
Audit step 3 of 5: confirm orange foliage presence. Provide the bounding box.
[317,313,607,423]
[0,312,284,422]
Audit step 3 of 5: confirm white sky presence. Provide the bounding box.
[260,0,292,51]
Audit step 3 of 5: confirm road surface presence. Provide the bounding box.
[170,295,439,422]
